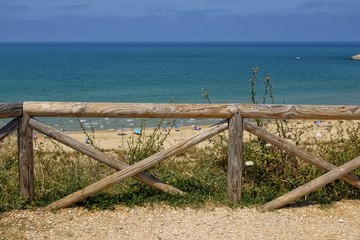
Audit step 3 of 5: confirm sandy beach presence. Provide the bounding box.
[33,124,217,151]
[32,119,359,152]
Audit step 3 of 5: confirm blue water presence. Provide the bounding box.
[1,42,360,130]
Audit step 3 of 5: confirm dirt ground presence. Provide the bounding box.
[1,200,359,240]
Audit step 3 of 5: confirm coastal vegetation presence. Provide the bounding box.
[0,69,360,212]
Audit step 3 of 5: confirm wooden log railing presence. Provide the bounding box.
[23,101,360,119]
[0,102,23,118]
[1,101,360,210]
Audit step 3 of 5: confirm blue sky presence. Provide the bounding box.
[0,0,359,42]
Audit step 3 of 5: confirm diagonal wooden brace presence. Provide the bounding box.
[44,120,228,210]
[263,155,360,210]
[0,118,19,142]
[244,120,360,189]
[29,118,185,196]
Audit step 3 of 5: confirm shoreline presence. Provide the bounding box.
[33,124,216,151]
[31,119,360,151]
[17,117,221,133]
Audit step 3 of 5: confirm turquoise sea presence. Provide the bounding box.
[1,42,359,130]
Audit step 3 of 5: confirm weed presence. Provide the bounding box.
[125,119,175,165]
[201,88,212,104]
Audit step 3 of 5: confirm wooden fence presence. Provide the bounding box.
[1,102,360,210]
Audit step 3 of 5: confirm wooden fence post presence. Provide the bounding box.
[227,111,243,203]
[17,113,34,201]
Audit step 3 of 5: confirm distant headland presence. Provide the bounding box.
[350,54,360,60]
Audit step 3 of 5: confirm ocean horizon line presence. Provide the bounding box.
[1,41,360,47]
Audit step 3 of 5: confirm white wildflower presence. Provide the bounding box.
[245,161,254,166]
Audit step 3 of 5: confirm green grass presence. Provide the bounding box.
[1,120,360,212]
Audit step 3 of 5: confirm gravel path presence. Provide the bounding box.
[1,200,359,240]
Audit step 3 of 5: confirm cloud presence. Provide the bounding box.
[56,4,90,11]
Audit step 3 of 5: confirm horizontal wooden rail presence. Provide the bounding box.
[24,102,236,118]
[238,104,360,120]
[23,102,360,120]
[0,103,23,118]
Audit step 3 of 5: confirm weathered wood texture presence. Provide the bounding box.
[29,118,184,195]
[24,102,236,118]
[0,118,19,142]
[44,121,228,210]
[23,102,360,120]
[0,103,22,118]
[244,121,360,189]
[263,155,360,210]
[238,104,360,120]
[227,112,243,203]
[17,113,34,200]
